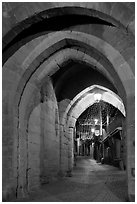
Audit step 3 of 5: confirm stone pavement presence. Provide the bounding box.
[14,156,128,202]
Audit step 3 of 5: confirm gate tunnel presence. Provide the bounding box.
[2,2,134,201]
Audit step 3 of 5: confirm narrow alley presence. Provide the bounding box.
[13,157,127,202]
[3,3,134,201]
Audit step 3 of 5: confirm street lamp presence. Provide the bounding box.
[94,93,102,136]
[91,128,95,133]
[94,93,102,102]
[94,93,103,163]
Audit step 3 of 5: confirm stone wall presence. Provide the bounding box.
[2,76,60,200]
[2,2,135,201]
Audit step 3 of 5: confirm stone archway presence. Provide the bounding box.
[3,33,134,200]
[3,2,134,52]
[2,3,134,201]
[60,85,126,171]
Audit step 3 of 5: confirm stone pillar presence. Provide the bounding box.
[17,82,38,197]
[58,124,65,176]
[77,138,80,155]
[62,132,69,174]
[69,128,74,169]
[31,78,60,184]
[121,121,126,168]
[66,127,73,176]
[28,105,41,191]
[126,95,135,201]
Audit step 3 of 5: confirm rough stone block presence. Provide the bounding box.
[111,2,134,27]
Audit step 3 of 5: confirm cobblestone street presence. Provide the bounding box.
[14,156,128,202]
